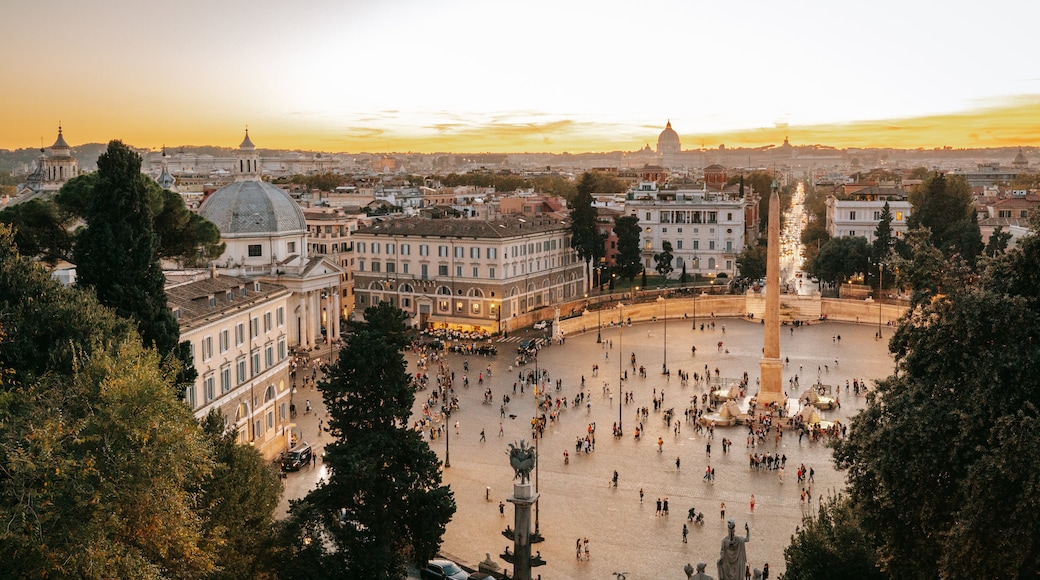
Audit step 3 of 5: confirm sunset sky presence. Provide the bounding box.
[4,0,1039,154]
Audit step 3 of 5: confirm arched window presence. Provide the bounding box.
[264,385,275,403]
[437,286,451,296]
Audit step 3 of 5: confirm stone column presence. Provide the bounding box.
[507,482,538,580]
[758,186,785,406]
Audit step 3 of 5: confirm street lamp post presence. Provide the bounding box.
[877,263,884,339]
[444,404,451,468]
[618,302,624,435]
[533,352,540,534]
[659,295,667,374]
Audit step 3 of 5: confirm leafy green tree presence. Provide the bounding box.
[0,198,74,264]
[836,283,1040,578]
[74,140,179,355]
[276,302,454,577]
[907,172,982,264]
[613,215,642,283]
[153,187,225,266]
[983,225,1012,257]
[806,236,869,287]
[199,411,281,580]
[736,242,767,281]
[0,226,220,578]
[653,240,674,282]
[570,172,605,291]
[783,495,884,580]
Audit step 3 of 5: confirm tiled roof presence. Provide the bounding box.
[166,274,288,330]
[356,216,569,239]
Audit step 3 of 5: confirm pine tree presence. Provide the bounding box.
[74,140,179,355]
[276,302,455,577]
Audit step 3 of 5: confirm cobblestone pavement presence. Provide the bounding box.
[419,317,892,578]
[275,317,893,578]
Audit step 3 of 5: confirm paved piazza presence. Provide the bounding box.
[276,315,894,577]
[417,317,893,578]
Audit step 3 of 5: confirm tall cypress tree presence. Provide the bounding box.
[74,140,179,355]
[276,302,455,577]
[570,172,603,291]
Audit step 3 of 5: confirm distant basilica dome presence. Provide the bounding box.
[657,120,681,155]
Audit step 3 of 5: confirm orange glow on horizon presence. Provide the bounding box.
[7,97,1040,156]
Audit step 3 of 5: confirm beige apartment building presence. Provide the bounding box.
[351,216,585,332]
[167,273,293,460]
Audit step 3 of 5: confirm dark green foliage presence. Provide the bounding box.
[907,173,982,264]
[74,140,179,355]
[983,225,1012,257]
[199,411,281,580]
[0,224,134,387]
[872,202,894,261]
[806,236,870,286]
[275,302,455,577]
[736,242,767,281]
[570,172,605,290]
[0,226,220,578]
[0,198,74,264]
[783,495,884,580]
[153,187,225,266]
[653,240,674,280]
[834,258,1040,577]
[613,215,642,282]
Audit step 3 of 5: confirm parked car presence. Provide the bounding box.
[533,320,548,330]
[280,442,313,472]
[420,559,469,580]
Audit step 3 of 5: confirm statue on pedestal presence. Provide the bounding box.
[507,440,536,483]
[717,519,749,580]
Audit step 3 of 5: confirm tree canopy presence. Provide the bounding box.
[275,302,454,577]
[832,217,1040,577]
[570,172,605,291]
[653,240,674,280]
[612,215,642,283]
[736,242,767,281]
[806,235,870,286]
[907,172,982,264]
[74,140,180,355]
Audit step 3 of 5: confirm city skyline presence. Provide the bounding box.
[5,0,1040,154]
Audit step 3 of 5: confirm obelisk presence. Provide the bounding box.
[758,183,785,406]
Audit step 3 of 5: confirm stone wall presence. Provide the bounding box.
[552,294,908,339]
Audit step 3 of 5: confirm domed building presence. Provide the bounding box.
[20,125,79,195]
[656,120,683,169]
[657,120,681,155]
[200,131,344,352]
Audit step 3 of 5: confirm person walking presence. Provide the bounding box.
[750,494,756,513]
[682,523,689,543]
[639,488,644,503]
[576,538,582,561]
[676,456,681,471]
[656,498,662,516]
[720,501,726,520]
[479,429,486,442]
[663,497,669,515]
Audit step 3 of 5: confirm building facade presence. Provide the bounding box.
[826,186,911,243]
[167,273,293,460]
[625,183,749,279]
[199,132,344,351]
[351,216,584,332]
[303,206,362,321]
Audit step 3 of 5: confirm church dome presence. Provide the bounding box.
[199,180,306,237]
[657,120,681,154]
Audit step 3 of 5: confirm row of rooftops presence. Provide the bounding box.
[358,215,569,239]
[165,271,289,330]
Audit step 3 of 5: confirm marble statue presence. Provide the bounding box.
[717,519,750,580]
